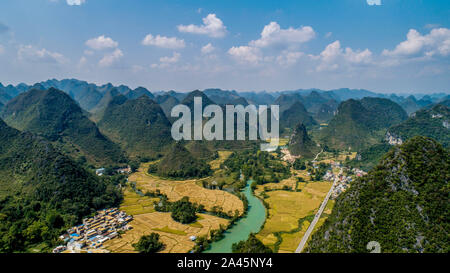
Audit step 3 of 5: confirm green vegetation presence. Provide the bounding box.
[154,196,204,224]
[185,141,217,161]
[289,123,320,158]
[319,98,408,151]
[1,88,125,165]
[232,233,273,253]
[388,103,449,147]
[347,143,391,171]
[148,142,212,179]
[307,136,449,253]
[132,233,164,253]
[170,197,199,224]
[280,101,317,131]
[98,95,173,158]
[0,119,122,252]
[223,149,290,185]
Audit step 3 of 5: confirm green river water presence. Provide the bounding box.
[204,179,266,253]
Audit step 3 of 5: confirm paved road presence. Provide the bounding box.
[295,168,341,253]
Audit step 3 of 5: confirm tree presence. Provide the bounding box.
[232,233,273,253]
[133,233,164,253]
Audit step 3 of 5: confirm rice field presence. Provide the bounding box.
[255,181,333,252]
[103,212,229,253]
[130,163,244,216]
[209,151,233,170]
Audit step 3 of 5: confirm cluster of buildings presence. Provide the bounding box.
[53,208,133,253]
[322,167,368,199]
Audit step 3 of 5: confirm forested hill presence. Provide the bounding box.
[0,119,122,252]
[306,136,449,253]
[149,142,212,179]
[1,88,125,165]
[289,123,320,159]
[387,103,449,147]
[319,98,407,151]
[98,95,173,158]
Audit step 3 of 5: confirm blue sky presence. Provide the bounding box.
[0,0,449,93]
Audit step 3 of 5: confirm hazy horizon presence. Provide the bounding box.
[0,0,449,94]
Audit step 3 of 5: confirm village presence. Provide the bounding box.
[322,166,367,199]
[52,208,133,253]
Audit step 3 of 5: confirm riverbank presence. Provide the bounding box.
[204,179,266,253]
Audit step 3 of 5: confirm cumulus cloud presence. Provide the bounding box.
[367,0,381,6]
[249,22,315,48]
[99,48,123,67]
[228,46,262,64]
[313,41,372,71]
[177,14,227,38]
[85,35,118,50]
[66,0,86,5]
[382,28,450,58]
[18,45,68,64]
[160,52,181,64]
[142,34,185,49]
[276,51,303,67]
[201,43,215,54]
[151,52,181,68]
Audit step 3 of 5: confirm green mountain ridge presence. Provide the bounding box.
[1,88,125,165]
[387,103,449,147]
[289,123,320,159]
[0,118,121,252]
[306,136,449,253]
[98,95,173,158]
[150,142,212,179]
[319,98,408,151]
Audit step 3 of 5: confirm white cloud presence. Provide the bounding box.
[276,51,303,67]
[0,44,4,55]
[78,56,87,68]
[367,0,381,6]
[160,52,181,64]
[177,14,227,38]
[99,48,123,67]
[249,22,315,48]
[313,40,372,71]
[142,34,185,49]
[382,28,450,58]
[67,0,86,6]
[151,52,181,69]
[18,45,68,64]
[85,35,118,50]
[201,43,215,54]
[228,46,262,64]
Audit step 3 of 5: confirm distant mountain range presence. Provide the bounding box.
[1,79,448,118]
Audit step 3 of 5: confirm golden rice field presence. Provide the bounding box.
[103,212,229,253]
[255,181,333,252]
[254,169,312,195]
[129,163,244,216]
[209,151,233,170]
[119,186,159,215]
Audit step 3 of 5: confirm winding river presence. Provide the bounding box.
[204,179,266,253]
